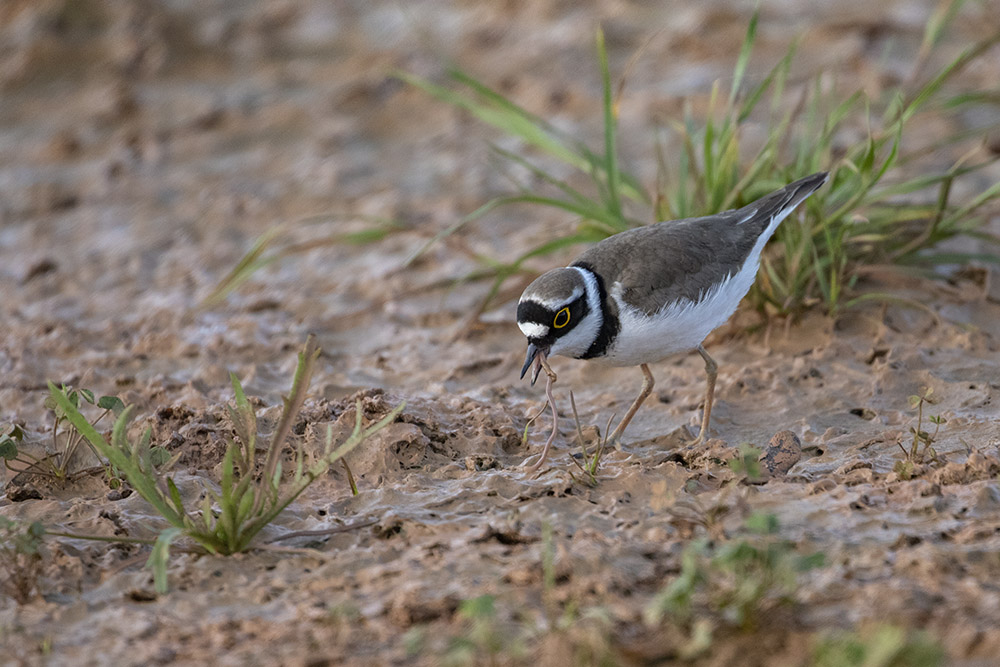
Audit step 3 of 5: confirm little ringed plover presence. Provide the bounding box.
[517,172,828,463]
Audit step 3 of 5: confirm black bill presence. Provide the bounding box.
[519,342,545,386]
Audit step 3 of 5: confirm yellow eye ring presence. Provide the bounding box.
[553,307,571,329]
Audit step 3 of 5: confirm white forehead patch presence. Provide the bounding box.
[518,321,549,339]
[520,287,583,310]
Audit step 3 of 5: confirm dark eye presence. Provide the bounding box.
[553,307,571,329]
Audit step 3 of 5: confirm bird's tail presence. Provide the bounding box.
[758,171,828,224]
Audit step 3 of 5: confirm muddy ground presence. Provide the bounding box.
[2,1,1000,665]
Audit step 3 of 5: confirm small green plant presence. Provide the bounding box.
[1,390,125,483]
[437,594,613,666]
[0,423,25,468]
[645,514,824,633]
[419,523,616,665]
[895,386,945,478]
[0,518,46,604]
[813,624,945,667]
[444,595,516,666]
[728,443,764,481]
[539,522,618,664]
[46,336,403,592]
[906,386,944,460]
[566,392,612,486]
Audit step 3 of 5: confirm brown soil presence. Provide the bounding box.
[2,1,1000,665]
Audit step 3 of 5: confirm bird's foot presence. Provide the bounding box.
[683,427,709,447]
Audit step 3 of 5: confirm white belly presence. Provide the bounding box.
[599,251,762,367]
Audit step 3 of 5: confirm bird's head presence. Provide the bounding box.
[516,267,600,383]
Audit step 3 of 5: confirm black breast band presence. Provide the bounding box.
[572,261,619,359]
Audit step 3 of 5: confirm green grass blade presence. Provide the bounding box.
[920,0,968,56]
[146,527,183,595]
[227,373,256,471]
[741,39,794,124]
[403,196,514,267]
[498,193,632,234]
[447,68,574,145]
[902,32,1000,124]
[597,27,623,223]
[218,446,238,550]
[489,145,595,207]
[512,231,607,267]
[200,494,215,534]
[235,486,256,527]
[403,65,654,207]
[453,65,647,204]
[898,251,1000,267]
[395,70,590,173]
[729,8,759,110]
[166,478,186,517]
[871,162,992,199]
[937,180,1000,228]
[703,81,720,197]
[201,225,286,307]
[257,336,320,502]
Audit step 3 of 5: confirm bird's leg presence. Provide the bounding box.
[687,344,718,446]
[608,363,654,445]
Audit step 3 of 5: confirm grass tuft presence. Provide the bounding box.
[44,335,403,592]
[0,518,46,604]
[2,388,128,485]
[644,514,824,633]
[813,624,945,667]
[400,15,1000,319]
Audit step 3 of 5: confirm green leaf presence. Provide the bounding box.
[200,494,215,533]
[201,224,287,307]
[0,437,18,460]
[28,521,45,541]
[79,389,95,405]
[395,70,589,174]
[596,26,623,224]
[729,8,759,106]
[148,446,171,467]
[136,428,153,468]
[744,512,780,535]
[235,487,255,527]
[98,396,125,415]
[221,445,235,496]
[48,383,184,528]
[146,527,183,594]
[458,594,496,620]
[797,551,826,571]
[166,477,185,515]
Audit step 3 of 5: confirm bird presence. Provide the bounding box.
[517,172,828,466]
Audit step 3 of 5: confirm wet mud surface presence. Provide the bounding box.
[2,1,1000,665]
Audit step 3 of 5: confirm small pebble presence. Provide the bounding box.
[759,430,802,477]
